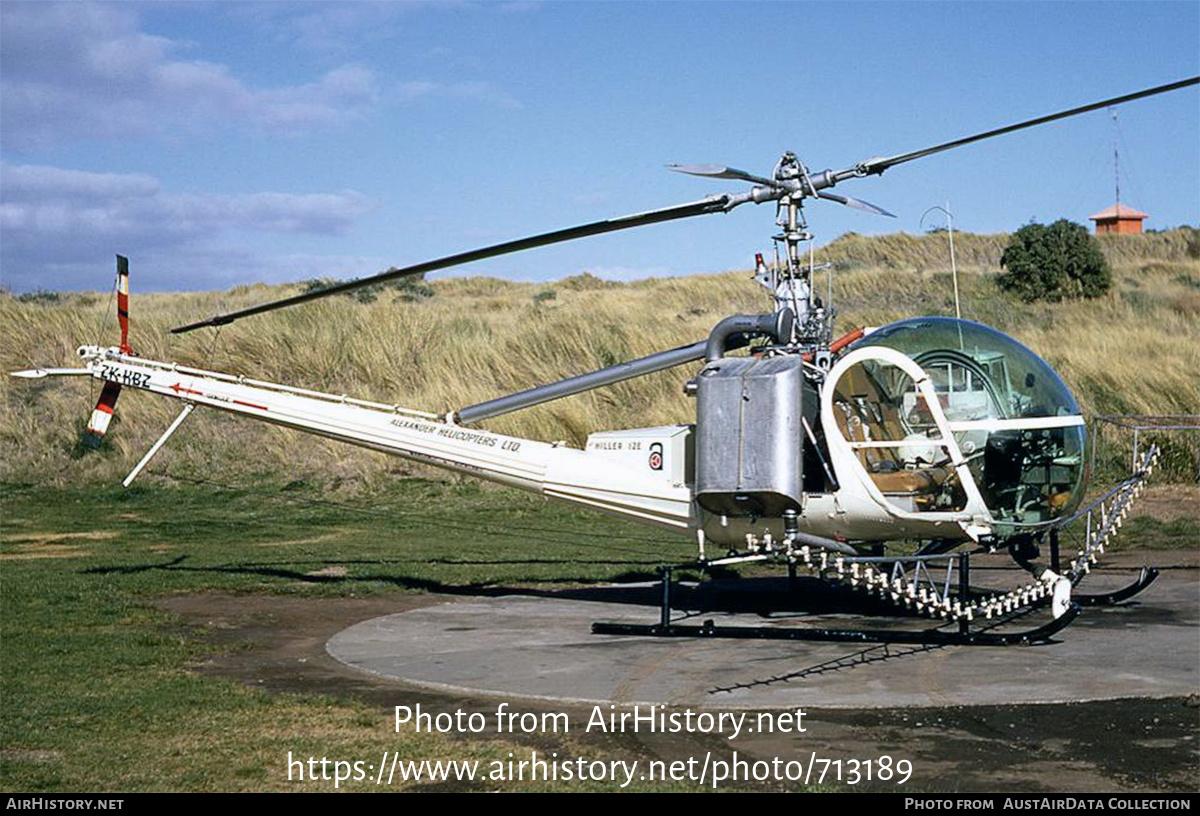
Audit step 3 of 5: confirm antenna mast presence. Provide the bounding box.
[1111,107,1121,208]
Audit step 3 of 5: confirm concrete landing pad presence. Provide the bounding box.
[327,565,1199,709]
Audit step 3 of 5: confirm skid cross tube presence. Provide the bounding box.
[591,560,1079,646]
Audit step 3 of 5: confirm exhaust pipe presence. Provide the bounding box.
[704,307,795,362]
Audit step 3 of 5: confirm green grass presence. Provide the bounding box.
[1100,515,1200,552]
[5,475,1193,791]
[1,477,698,597]
[0,478,738,792]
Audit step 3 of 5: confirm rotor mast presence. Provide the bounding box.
[764,152,833,358]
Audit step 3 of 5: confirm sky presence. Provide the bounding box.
[1,1,1198,294]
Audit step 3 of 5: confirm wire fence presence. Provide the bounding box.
[1090,414,1200,483]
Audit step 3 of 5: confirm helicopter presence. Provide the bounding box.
[13,76,1196,645]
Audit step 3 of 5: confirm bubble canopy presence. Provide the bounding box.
[850,317,1081,420]
[844,317,1086,528]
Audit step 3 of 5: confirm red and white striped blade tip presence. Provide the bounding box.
[82,381,122,447]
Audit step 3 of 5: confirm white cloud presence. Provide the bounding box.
[0,163,374,291]
[0,3,379,148]
[253,2,414,54]
[397,80,522,109]
[242,2,539,55]
[0,164,161,201]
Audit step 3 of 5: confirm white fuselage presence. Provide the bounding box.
[59,343,1081,551]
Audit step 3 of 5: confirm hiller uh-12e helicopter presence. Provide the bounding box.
[15,77,1197,645]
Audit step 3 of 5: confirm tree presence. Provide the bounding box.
[997,219,1111,302]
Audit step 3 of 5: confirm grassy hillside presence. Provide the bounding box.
[3,228,1198,489]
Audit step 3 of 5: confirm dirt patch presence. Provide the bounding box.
[158,592,439,700]
[0,530,119,559]
[304,566,349,579]
[1,545,93,560]
[156,589,1199,793]
[252,531,354,548]
[1130,485,1200,523]
[0,749,63,763]
[3,531,119,543]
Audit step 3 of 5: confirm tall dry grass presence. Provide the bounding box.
[2,230,1197,489]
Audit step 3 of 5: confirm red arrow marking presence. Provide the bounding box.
[170,382,205,397]
[170,382,268,411]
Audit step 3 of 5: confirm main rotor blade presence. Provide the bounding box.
[668,163,778,187]
[855,76,1200,177]
[815,191,895,218]
[171,194,732,333]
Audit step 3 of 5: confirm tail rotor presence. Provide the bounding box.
[81,255,131,450]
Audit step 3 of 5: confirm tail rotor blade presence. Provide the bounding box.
[116,255,131,353]
[81,255,133,450]
[82,380,121,449]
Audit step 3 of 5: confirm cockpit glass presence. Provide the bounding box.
[848,318,1087,527]
[850,318,1081,420]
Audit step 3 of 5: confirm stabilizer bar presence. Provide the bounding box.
[456,338,714,424]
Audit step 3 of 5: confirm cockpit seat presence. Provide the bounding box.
[868,464,953,495]
[832,366,956,503]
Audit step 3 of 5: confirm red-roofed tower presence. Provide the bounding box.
[1089,203,1148,234]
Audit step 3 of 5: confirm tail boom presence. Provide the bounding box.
[70,345,695,531]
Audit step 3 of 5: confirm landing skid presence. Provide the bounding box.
[1042,514,1161,605]
[1073,566,1159,606]
[594,447,1161,648]
[964,565,1159,610]
[592,565,1080,647]
[592,608,1079,646]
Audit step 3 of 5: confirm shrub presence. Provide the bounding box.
[998,219,1111,301]
[299,274,433,303]
[16,289,62,304]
